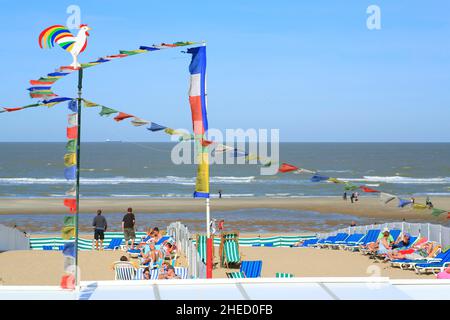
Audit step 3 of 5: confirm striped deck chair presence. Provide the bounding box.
[226,271,246,279]
[240,260,262,278]
[196,234,214,263]
[276,272,294,278]
[221,239,241,268]
[174,267,188,279]
[134,267,159,280]
[114,262,136,280]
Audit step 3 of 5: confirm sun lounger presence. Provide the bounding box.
[105,238,123,251]
[349,229,380,252]
[226,271,246,278]
[391,245,442,270]
[335,233,364,250]
[276,272,294,278]
[313,236,336,248]
[240,260,262,278]
[114,262,136,280]
[415,250,450,275]
[321,233,349,249]
[221,239,241,268]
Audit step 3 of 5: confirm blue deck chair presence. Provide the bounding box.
[105,238,123,250]
[334,233,364,249]
[415,250,450,275]
[314,236,336,247]
[346,229,380,251]
[391,246,443,269]
[295,238,318,247]
[322,233,349,248]
[240,260,263,278]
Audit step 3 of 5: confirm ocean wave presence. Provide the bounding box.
[0,176,256,186]
[342,176,450,185]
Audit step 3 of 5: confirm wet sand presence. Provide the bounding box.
[0,197,449,222]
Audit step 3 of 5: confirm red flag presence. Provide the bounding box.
[202,140,213,147]
[360,186,380,193]
[278,163,299,173]
[63,199,77,213]
[67,126,78,139]
[60,274,75,289]
[3,107,23,112]
[30,80,56,86]
[114,112,133,122]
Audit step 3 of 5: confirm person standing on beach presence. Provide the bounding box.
[92,210,107,250]
[122,207,136,251]
[218,190,222,199]
[350,192,355,203]
[343,192,347,201]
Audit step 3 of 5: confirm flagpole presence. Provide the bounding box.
[75,68,83,287]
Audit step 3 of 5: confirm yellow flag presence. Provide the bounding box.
[64,153,77,167]
[413,203,427,210]
[83,99,99,108]
[61,226,75,240]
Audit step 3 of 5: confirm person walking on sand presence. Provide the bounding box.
[350,192,355,203]
[122,207,136,251]
[92,209,107,250]
[218,189,222,199]
[354,191,359,202]
[343,192,347,201]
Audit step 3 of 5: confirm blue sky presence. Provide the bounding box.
[0,0,449,142]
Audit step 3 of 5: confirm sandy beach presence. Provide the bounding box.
[0,197,448,222]
[0,246,434,286]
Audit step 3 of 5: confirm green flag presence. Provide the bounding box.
[99,106,118,117]
[66,140,76,153]
[431,208,447,217]
[63,216,75,227]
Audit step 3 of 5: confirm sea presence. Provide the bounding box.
[0,142,449,233]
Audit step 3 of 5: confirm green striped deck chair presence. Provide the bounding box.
[196,235,208,263]
[276,272,294,278]
[226,271,245,279]
[221,239,241,268]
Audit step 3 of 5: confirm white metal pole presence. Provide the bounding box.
[206,198,211,238]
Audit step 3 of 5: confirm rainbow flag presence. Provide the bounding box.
[188,46,209,198]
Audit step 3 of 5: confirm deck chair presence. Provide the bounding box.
[113,262,136,280]
[415,250,450,275]
[276,273,294,278]
[391,244,441,270]
[196,234,215,264]
[321,233,349,249]
[105,238,123,250]
[226,271,246,279]
[299,238,318,247]
[335,233,364,250]
[355,229,381,252]
[174,267,188,279]
[220,232,241,268]
[240,260,262,278]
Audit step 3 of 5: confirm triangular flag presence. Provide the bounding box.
[278,163,299,173]
[131,117,149,127]
[311,174,330,182]
[83,99,99,108]
[431,208,447,217]
[147,122,167,132]
[398,198,413,208]
[412,203,427,210]
[99,106,118,117]
[360,186,380,193]
[114,112,133,122]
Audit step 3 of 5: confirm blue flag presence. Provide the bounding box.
[147,122,167,132]
[68,100,78,112]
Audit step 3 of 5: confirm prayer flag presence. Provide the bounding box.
[64,166,77,180]
[278,163,299,173]
[147,122,167,132]
[68,100,78,112]
[360,186,380,193]
[68,113,77,126]
[61,226,75,240]
[311,174,330,182]
[66,140,77,153]
[63,199,77,213]
[63,216,75,227]
[131,117,149,127]
[431,208,447,217]
[99,106,118,116]
[64,153,77,167]
[114,112,133,122]
[67,126,78,139]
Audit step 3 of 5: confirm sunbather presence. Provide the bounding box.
[158,263,181,280]
[386,241,435,261]
[142,267,151,280]
[391,233,411,250]
[365,228,394,253]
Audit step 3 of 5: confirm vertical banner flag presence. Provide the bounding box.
[188,46,209,198]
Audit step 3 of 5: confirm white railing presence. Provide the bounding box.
[166,222,206,279]
[319,222,450,248]
[0,224,30,251]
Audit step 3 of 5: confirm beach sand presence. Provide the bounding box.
[0,245,434,285]
[0,197,449,222]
